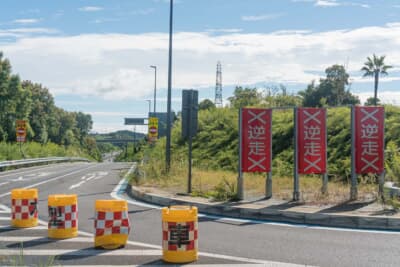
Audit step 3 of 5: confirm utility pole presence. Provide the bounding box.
[150,65,157,113]
[166,0,173,171]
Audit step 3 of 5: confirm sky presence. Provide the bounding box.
[1,0,400,133]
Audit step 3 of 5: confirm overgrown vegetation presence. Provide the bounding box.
[0,142,95,161]
[132,64,400,203]
[0,52,100,160]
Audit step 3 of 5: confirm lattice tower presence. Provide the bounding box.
[215,61,222,107]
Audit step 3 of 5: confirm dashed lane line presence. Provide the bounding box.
[0,164,98,198]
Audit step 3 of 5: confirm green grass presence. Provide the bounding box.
[0,142,95,161]
[134,161,378,204]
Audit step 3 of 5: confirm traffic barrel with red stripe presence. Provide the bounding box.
[162,205,198,263]
[48,194,78,239]
[11,188,38,228]
[94,200,130,249]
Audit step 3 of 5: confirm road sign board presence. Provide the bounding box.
[181,90,198,139]
[148,117,158,142]
[15,120,27,142]
[124,118,147,125]
[355,106,384,174]
[241,108,272,173]
[297,108,327,174]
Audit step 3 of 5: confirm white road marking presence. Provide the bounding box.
[0,225,48,230]
[69,172,108,190]
[1,236,94,242]
[0,204,10,212]
[0,181,10,186]
[0,249,162,256]
[69,181,85,190]
[0,217,8,221]
[111,164,400,236]
[0,163,76,179]
[11,176,24,182]
[0,164,98,198]
[60,265,295,267]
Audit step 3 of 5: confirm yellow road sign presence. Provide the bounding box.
[148,117,158,142]
[16,120,27,142]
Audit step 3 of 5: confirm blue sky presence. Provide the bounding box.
[1,0,400,133]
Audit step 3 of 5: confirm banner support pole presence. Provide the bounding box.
[237,108,244,200]
[322,108,328,194]
[350,105,358,200]
[293,107,300,201]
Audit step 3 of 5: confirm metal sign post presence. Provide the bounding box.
[322,109,328,194]
[182,90,198,194]
[350,105,357,200]
[237,108,244,200]
[293,107,300,201]
[266,113,273,199]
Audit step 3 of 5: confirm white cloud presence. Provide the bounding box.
[293,0,370,8]
[241,13,284,21]
[13,19,41,24]
[355,91,400,106]
[1,23,400,102]
[315,0,340,7]
[78,6,104,12]
[0,28,58,38]
[206,28,243,33]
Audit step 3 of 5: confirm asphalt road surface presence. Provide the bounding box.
[1,162,400,266]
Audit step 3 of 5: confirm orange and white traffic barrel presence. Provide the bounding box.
[11,188,38,228]
[48,194,78,239]
[162,206,198,263]
[94,200,130,249]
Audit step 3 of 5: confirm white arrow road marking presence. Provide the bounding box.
[70,171,109,190]
[69,181,86,190]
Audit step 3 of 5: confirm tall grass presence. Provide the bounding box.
[0,142,94,161]
[136,159,377,204]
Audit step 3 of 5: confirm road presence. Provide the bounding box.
[0,162,400,266]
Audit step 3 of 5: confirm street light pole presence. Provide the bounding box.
[166,0,173,171]
[150,65,157,113]
[146,100,151,117]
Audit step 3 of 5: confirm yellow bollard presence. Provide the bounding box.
[162,206,198,263]
[11,188,38,228]
[48,194,78,239]
[94,200,130,249]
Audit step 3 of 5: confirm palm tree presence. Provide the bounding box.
[361,54,392,105]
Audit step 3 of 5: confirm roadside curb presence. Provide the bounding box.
[126,185,400,231]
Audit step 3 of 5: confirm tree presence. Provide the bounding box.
[198,99,216,110]
[365,97,381,106]
[299,65,359,107]
[361,54,392,105]
[228,87,261,109]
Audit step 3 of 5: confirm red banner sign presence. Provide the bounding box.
[297,108,327,174]
[241,108,272,172]
[355,106,384,174]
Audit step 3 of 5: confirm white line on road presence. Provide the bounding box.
[0,217,8,221]
[0,163,79,179]
[0,249,162,256]
[1,236,94,242]
[0,182,10,186]
[0,225,48,230]
[59,265,292,267]
[0,164,97,198]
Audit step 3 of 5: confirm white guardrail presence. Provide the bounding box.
[0,157,90,169]
[384,181,400,199]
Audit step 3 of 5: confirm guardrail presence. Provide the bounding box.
[384,181,400,199]
[0,157,90,170]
